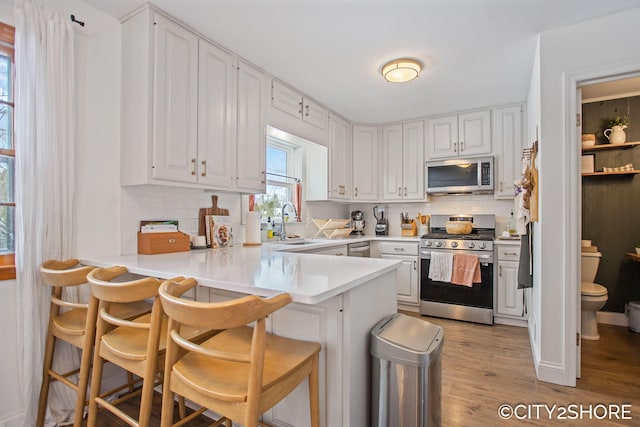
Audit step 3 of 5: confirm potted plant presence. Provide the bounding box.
[636,243,640,255]
[604,116,630,144]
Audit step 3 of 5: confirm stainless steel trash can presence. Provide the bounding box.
[371,313,443,427]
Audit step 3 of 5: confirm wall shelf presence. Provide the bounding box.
[581,141,640,152]
[582,170,640,177]
[625,252,640,262]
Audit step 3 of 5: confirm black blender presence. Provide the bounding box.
[373,205,388,235]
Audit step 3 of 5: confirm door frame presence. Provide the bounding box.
[564,64,640,381]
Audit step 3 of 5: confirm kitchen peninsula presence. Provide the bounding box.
[81,245,400,427]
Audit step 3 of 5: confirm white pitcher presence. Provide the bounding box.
[603,125,627,145]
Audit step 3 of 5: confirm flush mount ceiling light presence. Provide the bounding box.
[381,58,423,83]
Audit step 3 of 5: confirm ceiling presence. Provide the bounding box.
[82,0,640,124]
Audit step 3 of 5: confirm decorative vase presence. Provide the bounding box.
[603,125,627,145]
[636,247,640,255]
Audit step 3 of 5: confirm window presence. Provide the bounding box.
[254,137,299,221]
[0,22,15,280]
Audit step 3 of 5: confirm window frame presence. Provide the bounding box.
[0,21,15,281]
[255,138,299,222]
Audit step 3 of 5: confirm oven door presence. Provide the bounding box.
[420,249,494,309]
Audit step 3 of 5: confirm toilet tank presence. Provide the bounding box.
[581,252,602,283]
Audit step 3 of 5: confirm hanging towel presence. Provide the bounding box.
[451,253,481,287]
[428,252,454,283]
[518,223,533,289]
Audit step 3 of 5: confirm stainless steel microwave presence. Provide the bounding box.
[425,156,494,194]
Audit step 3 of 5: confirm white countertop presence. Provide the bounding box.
[81,243,401,305]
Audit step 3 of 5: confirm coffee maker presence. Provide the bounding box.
[351,210,365,235]
[373,205,388,235]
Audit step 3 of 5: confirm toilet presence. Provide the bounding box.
[581,251,608,340]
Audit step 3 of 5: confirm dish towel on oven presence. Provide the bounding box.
[428,252,454,283]
[451,253,481,287]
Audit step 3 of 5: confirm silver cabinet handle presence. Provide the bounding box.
[191,158,197,176]
[398,187,402,196]
[460,140,464,151]
[201,160,207,177]
[454,142,458,153]
[504,252,518,256]
[261,170,266,184]
[404,187,407,197]
[354,187,358,197]
[499,265,502,277]
[500,182,503,192]
[413,260,417,271]
[305,104,310,117]
[394,247,406,252]
[298,101,303,114]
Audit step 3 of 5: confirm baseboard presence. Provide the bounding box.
[397,303,419,313]
[494,316,528,327]
[596,311,628,327]
[0,409,24,427]
[537,360,571,386]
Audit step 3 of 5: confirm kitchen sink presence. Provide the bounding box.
[278,238,316,245]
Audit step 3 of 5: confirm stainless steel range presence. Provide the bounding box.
[419,214,496,325]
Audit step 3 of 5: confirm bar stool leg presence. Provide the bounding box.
[309,355,320,427]
[36,332,57,427]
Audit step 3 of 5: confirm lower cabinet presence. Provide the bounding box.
[495,243,527,325]
[379,242,420,305]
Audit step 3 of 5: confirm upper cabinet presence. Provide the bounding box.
[493,105,524,199]
[352,125,378,201]
[381,121,425,201]
[426,110,491,160]
[236,60,269,193]
[272,80,328,130]
[328,114,352,200]
[121,7,267,193]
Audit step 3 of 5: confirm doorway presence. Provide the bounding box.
[574,73,640,379]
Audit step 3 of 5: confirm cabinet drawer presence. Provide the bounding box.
[379,241,418,255]
[497,246,520,261]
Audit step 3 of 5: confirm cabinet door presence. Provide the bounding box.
[197,40,237,188]
[152,14,199,183]
[493,105,523,198]
[458,110,491,156]
[302,98,328,130]
[381,254,419,305]
[271,80,302,119]
[496,260,524,317]
[328,115,352,200]
[307,245,348,256]
[236,60,268,193]
[402,120,425,200]
[381,124,403,200]
[426,115,458,160]
[352,125,378,201]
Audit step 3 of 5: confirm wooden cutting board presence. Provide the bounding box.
[198,195,230,236]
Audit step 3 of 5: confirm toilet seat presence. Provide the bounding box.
[581,281,607,297]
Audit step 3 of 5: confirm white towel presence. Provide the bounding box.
[428,252,454,283]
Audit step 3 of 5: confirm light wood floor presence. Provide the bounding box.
[90,315,640,426]
[403,312,640,427]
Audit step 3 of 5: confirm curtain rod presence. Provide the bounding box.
[266,172,300,183]
[70,14,85,27]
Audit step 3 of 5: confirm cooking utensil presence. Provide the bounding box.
[445,221,473,234]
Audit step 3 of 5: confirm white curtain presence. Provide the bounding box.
[14,0,77,425]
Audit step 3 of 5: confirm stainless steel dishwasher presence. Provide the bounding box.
[348,241,370,257]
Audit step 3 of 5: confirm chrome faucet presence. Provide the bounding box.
[279,202,297,240]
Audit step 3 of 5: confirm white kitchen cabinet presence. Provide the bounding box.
[272,80,328,130]
[379,241,420,305]
[493,104,524,199]
[352,125,379,201]
[150,13,199,184]
[302,244,348,256]
[495,243,527,325]
[236,60,269,193]
[197,39,237,189]
[381,121,425,201]
[426,110,491,160]
[120,6,267,193]
[328,114,352,200]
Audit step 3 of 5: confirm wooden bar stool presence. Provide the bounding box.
[37,259,152,427]
[86,267,215,427]
[158,279,321,427]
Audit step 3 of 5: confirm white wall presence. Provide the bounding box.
[536,7,640,385]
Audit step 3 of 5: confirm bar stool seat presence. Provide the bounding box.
[37,259,151,427]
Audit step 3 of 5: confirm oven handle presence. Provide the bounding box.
[420,250,493,262]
